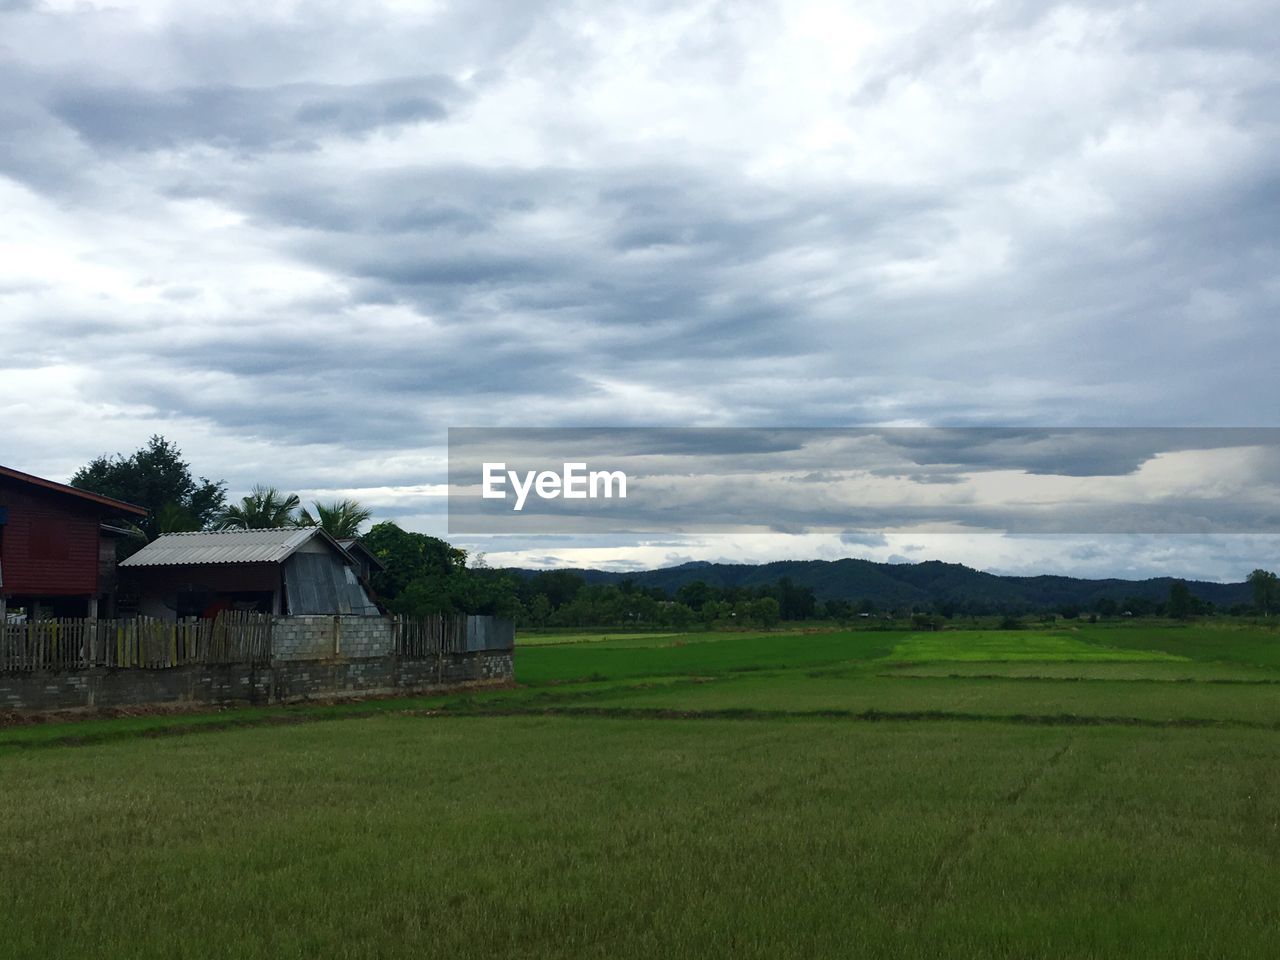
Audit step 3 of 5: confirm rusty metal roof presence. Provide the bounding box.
[0,464,148,516]
[120,528,352,567]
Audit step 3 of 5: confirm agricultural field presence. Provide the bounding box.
[4,622,1280,959]
[510,630,682,647]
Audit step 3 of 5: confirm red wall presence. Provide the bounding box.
[0,477,103,597]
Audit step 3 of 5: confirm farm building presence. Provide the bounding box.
[119,527,380,621]
[0,464,147,620]
[336,537,384,581]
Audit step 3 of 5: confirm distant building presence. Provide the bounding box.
[0,464,147,620]
[119,527,379,621]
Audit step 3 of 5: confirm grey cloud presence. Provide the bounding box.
[840,532,889,547]
[446,427,1280,536]
[2,0,1279,580]
[52,76,460,152]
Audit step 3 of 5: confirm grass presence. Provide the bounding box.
[886,630,1187,662]
[510,630,682,647]
[885,660,1280,681]
[5,717,1280,959]
[512,629,897,684]
[1075,622,1280,669]
[566,671,1280,726]
[5,622,1280,958]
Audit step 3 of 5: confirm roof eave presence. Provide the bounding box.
[0,464,148,516]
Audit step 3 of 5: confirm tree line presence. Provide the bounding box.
[72,436,371,539]
[71,437,1280,626]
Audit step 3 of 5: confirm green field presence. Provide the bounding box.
[511,630,682,647]
[4,624,1280,958]
[885,629,1187,662]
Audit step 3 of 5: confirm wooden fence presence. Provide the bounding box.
[0,611,273,673]
[394,614,467,658]
[393,614,515,657]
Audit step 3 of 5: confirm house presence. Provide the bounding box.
[0,464,148,620]
[119,527,379,621]
[335,538,385,581]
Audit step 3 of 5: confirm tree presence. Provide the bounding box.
[213,486,301,530]
[521,570,586,610]
[297,499,373,538]
[1167,580,1194,620]
[748,596,781,628]
[1248,569,1278,617]
[361,521,467,601]
[527,594,553,626]
[676,580,714,611]
[71,435,226,538]
[771,576,817,620]
[153,502,202,534]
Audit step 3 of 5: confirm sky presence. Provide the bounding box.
[2,0,1278,580]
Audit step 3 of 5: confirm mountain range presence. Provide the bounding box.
[504,558,1253,612]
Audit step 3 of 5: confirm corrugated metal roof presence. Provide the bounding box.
[336,537,386,570]
[120,528,333,567]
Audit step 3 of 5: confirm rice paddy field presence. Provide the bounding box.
[4,622,1280,959]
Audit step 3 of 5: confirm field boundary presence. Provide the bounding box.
[876,672,1280,685]
[8,689,1276,753]
[414,703,1277,730]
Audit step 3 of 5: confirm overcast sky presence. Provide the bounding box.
[2,0,1277,580]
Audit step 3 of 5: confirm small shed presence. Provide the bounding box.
[335,538,385,581]
[120,528,379,621]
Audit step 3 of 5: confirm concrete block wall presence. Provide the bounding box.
[0,664,271,712]
[1,648,513,714]
[271,615,395,661]
[395,651,513,688]
[271,616,336,660]
[0,614,514,714]
[334,617,393,659]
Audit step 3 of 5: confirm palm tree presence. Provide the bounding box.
[296,499,372,539]
[116,502,197,543]
[213,485,301,530]
[155,502,201,535]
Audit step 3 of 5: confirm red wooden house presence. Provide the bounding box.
[0,464,147,619]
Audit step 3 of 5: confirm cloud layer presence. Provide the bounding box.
[2,0,1277,577]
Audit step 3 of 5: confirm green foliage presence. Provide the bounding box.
[213,485,301,530]
[152,501,201,534]
[296,499,373,539]
[359,522,521,618]
[1168,580,1195,620]
[362,522,466,599]
[524,570,588,608]
[530,558,1258,617]
[1248,568,1278,616]
[70,435,226,538]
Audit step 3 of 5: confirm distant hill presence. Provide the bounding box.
[501,558,1253,612]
